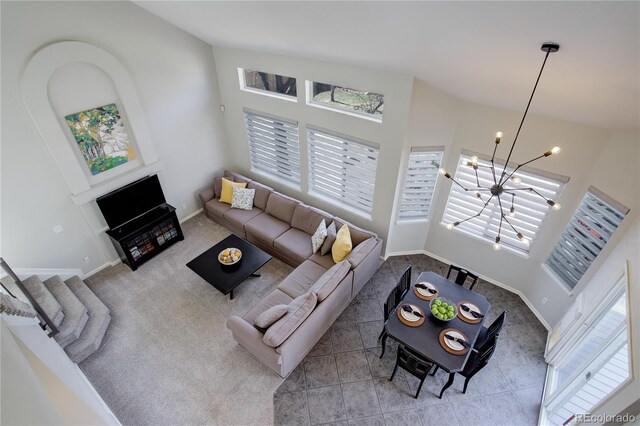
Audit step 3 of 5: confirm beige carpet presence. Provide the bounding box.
[80,213,292,425]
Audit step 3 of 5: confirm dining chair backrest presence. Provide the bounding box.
[487,311,507,341]
[397,265,412,299]
[464,336,497,377]
[383,286,400,322]
[397,345,432,379]
[446,265,479,290]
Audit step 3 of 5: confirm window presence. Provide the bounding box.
[398,147,444,221]
[543,276,631,426]
[544,187,628,291]
[307,127,379,216]
[306,81,384,121]
[239,69,297,100]
[244,109,300,185]
[441,150,567,254]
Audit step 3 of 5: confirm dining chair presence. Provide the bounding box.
[438,336,497,399]
[446,265,479,290]
[474,311,507,350]
[397,265,412,299]
[379,286,400,358]
[390,345,434,398]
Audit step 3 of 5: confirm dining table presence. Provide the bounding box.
[382,271,491,397]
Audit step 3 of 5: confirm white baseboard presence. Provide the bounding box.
[384,249,551,331]
[179,208,203,224]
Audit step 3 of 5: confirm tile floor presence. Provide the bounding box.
[273,254,548,425]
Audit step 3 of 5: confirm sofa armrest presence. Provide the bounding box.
[198,187,215,206]
[346,237,377,269]
[227,315,283,375]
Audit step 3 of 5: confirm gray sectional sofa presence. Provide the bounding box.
[198,170,383,377]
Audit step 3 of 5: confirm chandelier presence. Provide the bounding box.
[440,42,562,251]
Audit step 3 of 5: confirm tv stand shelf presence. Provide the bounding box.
[106,203,184,271]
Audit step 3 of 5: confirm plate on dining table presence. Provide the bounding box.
[457,301,484,324]
[439,328,470,355]
[397,304,425,327]
[414,281,438,300]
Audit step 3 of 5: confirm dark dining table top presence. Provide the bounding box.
[385,271,491,373]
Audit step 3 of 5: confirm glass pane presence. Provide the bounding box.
[242,70,297,98]
[554,291,627,391]
[310,82,384,118]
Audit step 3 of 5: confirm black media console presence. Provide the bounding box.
[106,203,184,271]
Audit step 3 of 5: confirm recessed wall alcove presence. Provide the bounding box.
[21,41,163,206]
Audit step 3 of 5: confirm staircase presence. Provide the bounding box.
[18,274,111,363]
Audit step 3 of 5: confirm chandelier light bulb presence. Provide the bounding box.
[470,156,479,165]
[495,131,503,143]
[553,202,561,211]
[551,146,561,154]
[475,191,481,198]
[462,160,469,166]
[510,176,522,184]
[509,207,515,217]
[493,242,502,251]
[446,223,454,230]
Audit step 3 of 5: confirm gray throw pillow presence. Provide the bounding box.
[231,187,255,210]
[254,304,288,330]
[310,260,351,301]
[311,219,327,253]
[263,291,317,347]
[320,221,336,256]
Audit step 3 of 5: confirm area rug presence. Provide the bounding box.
[80,213,292,425]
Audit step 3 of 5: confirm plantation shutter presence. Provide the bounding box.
[544,187,628,290]
[244,109,300,185]
[399,147,444,220]
[307,127,379,215]
[441,150,567,254]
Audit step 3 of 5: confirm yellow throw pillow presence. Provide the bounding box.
[332,224,353,263]
[220,177,247,204]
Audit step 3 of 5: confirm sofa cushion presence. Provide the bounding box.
[345,237,377,269]
[332,224,353,263]
[266,192,300,224]
[242,289,293,325]
[220,178,247,204]
[223,206,263,229]
[334,217,377,246]
[254,304,289,330]
[291,204,332,235]
[309,252,336,269]
[277,260,327,299]
[214,177,223,198]
[263,291,317,348]
[310,260,351,302]
[320,221,337,256]
[274,228,315,265]
[224,170,252,184]
[247,181,273,210]
[231,187,255,210]
[205,198,232,219]
[245,213,291,246]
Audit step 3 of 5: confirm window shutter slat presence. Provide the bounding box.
[544,188,627,291]
[307,128,379,215]
[244,110,300,185]
[398,149,443,220]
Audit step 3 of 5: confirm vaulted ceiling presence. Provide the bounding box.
[135,1,639,130]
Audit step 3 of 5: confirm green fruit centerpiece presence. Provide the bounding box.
[428,297,458,322]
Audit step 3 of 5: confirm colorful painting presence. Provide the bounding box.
[65,103,135,176]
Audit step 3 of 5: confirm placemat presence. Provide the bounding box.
[456,301,483,324]
[438,328,469,355]
[397,304,425,327]
[413,284,438,301]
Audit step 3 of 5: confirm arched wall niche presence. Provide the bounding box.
[21,41,162,205]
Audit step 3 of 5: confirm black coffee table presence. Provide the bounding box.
[186,234,272,300]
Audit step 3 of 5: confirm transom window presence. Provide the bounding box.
[544,187,628,291]
[239,69,297,100]
[243,109,300,186]
[306,81,384,121]
[307,127,379,216]
[398,147,444,221]
[441,150,567,254]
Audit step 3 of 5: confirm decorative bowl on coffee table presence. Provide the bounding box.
[218,248,242,265]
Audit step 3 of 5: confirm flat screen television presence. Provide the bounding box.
[97,175,166,229]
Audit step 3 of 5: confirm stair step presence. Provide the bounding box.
[21,276,65,328]
[43,276,89,348]
[64,276,111,363]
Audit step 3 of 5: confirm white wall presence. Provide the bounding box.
[0,1,228,274]
[212,46,414,241]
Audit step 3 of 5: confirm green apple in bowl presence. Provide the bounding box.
[428,297,458,321]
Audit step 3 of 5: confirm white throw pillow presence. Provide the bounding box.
[231,187,255,210]
[254,304,288,330]
[311,219,328,253]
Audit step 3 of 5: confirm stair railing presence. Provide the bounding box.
[0,257,59,337]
